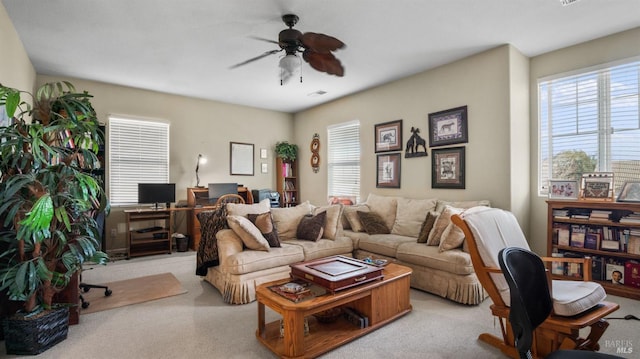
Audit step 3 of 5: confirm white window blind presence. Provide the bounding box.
[327,120,360,203]
[539,59,640,195]
[108,116,170,206]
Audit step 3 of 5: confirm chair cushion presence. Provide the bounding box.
[551,280,607,316]
[464,206,606,316]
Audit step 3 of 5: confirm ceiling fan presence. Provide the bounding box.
[230,14,346,84]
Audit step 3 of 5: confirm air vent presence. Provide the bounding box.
[307,90,327,97]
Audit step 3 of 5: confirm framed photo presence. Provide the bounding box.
[548,180,579,200]
[431,146,465,189]
[230,142,254,176]
[374,120,403,153]
[261,163,268,173]
[580,172,614,200]
[260,148,268,159]
[376,153,401,188]
[428,106,468,147]
[617,181,640,202]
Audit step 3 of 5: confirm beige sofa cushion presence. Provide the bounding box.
[435,199,490,214]
[358,233,416,258]
[226,198,271,217]
[271,201,312,240]
[392,197,437,237]
[343,205,369,232]
[227,215,270,251]
[313,203,344,240]
[438,220,466,252]
[396,242,475,275]
[284,236,353,261]
[220,243,305,275]
[364,193,398,230]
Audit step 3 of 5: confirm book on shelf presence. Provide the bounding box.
[584,227,601,250]
[624,261,640,288]
[563,251,584,278]
[569,225,586,248]
[551,252,565,275]
[605,263,625,285]
[555,223,571,246]
[628,235,640,255]
[552,209,570,220]
[342,307,369,329]
[589,210,612,221]
[591,256,605,281]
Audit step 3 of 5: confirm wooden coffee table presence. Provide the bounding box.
[255,263,412,358]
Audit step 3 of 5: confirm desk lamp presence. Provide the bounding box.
[195,154,207,187]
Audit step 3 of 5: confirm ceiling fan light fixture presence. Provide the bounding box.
[279,54,302,85]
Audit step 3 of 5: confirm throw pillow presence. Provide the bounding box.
[313,204,344,240]
[357,211,390,235]
[226,215,270,251]
[391,197,437,237]
[271,201,313,240]
[426,206,462,246]
[417,211,438,243]
[364,193,398,230]
[346,210,366,232]
[296,211,327,241]
[438,221,466,252]
[247,212,281,248]
[226,198,271,217]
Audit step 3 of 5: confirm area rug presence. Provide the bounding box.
[80,272,187,314]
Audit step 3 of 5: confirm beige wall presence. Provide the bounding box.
[0,4,35,93]
[37,75,293,251]
[528,27,640,254]
[294,45,529,225]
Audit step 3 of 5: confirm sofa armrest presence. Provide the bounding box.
[216,229,244,267]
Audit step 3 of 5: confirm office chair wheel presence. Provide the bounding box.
[81,301,90,309]
[82,287,90,293]
[105,289,112,296]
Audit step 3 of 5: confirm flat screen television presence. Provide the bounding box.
[138,183,176,209]
[208,183,238,203]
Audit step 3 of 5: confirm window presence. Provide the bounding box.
[327,120,360,203]
[539,59,640,195]
[108,116,170,206]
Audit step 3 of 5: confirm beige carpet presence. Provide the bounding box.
[80,272,187,314]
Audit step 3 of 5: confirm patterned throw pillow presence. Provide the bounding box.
[426,206,463,246]
[357,211,390,235]
[296,211,327,241]
[247,212,281,248]
[417,211,438,243]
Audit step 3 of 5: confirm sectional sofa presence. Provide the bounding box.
[199,194,490,305]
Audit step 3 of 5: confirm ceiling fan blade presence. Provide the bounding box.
[300,32,345,53]
[302,50,344,77]
[229,49,281,69]
[249,36,279,45]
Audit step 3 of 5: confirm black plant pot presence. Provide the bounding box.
[2,306,69,355]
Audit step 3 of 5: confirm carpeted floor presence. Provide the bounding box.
[1,251,637,358]
[80,272,187,314]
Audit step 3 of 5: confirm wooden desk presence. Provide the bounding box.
[256,263,412,358]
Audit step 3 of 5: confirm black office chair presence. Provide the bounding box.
[79,211,112,309]
[497,247,622,359]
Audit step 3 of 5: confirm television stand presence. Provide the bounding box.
[124,209,173,258]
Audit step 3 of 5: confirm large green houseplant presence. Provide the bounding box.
[0,81,109,353]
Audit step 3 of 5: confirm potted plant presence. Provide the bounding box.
[275,141,298,162]
[0,81,109,355]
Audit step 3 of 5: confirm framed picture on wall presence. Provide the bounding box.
[431,146,465,189]
[374,120,403,153]
[428,106,468,147]
[376,153,401,188]
[230,142,254,176]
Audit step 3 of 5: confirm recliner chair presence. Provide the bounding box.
[498,247,622,359]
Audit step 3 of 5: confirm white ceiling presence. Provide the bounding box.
[3,0,640,113]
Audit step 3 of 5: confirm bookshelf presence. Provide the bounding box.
[547,200,640,300]
[276,157,298,207]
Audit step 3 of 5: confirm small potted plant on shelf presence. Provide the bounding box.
[275,141,298,162]
[0,81,109,355]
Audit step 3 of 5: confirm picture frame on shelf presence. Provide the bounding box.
[580,172,614,200]
[548,179,579,200]
[230,142,254,176]
[617,181,640,202]
[374,120,403,153]
[431,146,465,189]
[376,153,401,188]
[428,106,468,147]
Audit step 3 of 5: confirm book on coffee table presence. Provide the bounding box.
[268,280,327,303]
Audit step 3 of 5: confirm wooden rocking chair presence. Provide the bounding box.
[451,207,619,359]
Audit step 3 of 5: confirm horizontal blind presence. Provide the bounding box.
[108,116,170,205]
[539,59,640,195]
[327,120,360,203]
